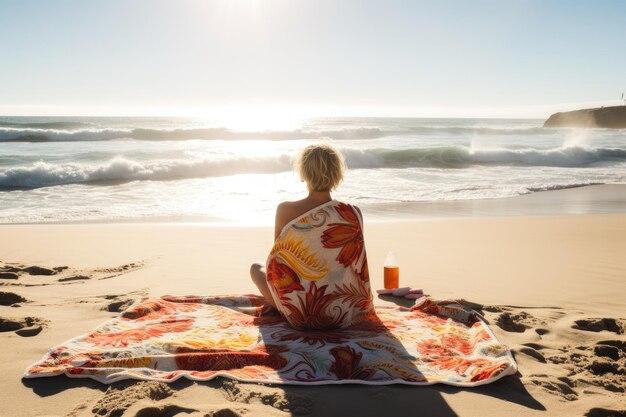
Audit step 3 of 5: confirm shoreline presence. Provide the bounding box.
[364,183,626,221]
[2,183,625,226]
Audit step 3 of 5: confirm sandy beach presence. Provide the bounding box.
[0,185,624,417]
[3,0,626,415]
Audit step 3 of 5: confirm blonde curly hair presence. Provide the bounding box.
[295,143,345,192]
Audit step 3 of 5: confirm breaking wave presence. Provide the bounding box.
[2,146,625,189]
[0,127,388,142]
[0,156,293,189]
[0,124,559,143]
[351,146,626,168]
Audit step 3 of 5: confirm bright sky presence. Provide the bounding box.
[1,0,625,119]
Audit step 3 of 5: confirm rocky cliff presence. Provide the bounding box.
[543,106,626,128]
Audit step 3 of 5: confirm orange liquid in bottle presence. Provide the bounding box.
[384,266,400,289]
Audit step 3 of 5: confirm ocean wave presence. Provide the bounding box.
[1,146,625,189]
[0,120,94,130]
[344,145,626,168]
[0,128,131,142]
[0,124,551,142]
[407,126,546,136]
[0,127,387,142]
[0,156,294,189]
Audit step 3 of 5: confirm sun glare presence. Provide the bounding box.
[195,0,264,25]
[216,0,262,12]
[202,105,308,132]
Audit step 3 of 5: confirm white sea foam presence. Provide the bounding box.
[0,155,293,188]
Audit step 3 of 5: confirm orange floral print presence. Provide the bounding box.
[266,259,305,296]
[84,319,193,347]
[321,203,364,267]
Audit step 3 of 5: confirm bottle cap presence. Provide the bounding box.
[384,251,398,267]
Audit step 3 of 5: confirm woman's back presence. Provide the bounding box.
[266,199,375,329]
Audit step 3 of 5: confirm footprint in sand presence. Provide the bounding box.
[132,405,198,417]
[495,310,550,333]
[529,344,626,400]
[585,408,626,417]
[496,312,531,332]
[101,295,137,313]
[94,262,143,277]
[220,380,313,415]
[587,360,623,377]
[596,341,626,360]
[490,306,566,334]
[518,346,547,363]
[0,316,46,337]
[540,334,626,396]
[70,291,146,314]
[0,291,27,306]
[86,380,262,417]
[573,318,625,335]
[0,261,144,287]
[483,305,625,404]
[0,262,67,286]
[206,409,250,417]
[529,377,578,401]
[89,381,174,417]
[57,275,91,283]
[595,345,621,361]
[0,264,64,276]
[0,271,19,280]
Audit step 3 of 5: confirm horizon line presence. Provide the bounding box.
[0,99,622,121]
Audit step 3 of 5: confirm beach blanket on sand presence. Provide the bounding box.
[24,295,517,386]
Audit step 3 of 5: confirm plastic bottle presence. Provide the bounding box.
[384,251,399,289]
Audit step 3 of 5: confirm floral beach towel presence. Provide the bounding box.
[24,295,517,386]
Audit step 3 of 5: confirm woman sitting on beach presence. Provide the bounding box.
[250,143,375,330]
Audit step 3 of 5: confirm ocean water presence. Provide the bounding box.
[1,116,625,224]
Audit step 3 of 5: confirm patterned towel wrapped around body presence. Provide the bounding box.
[266,199,375,329]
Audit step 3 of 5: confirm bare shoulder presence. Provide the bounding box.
[274,200,305,238]
[276,200,301,219]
